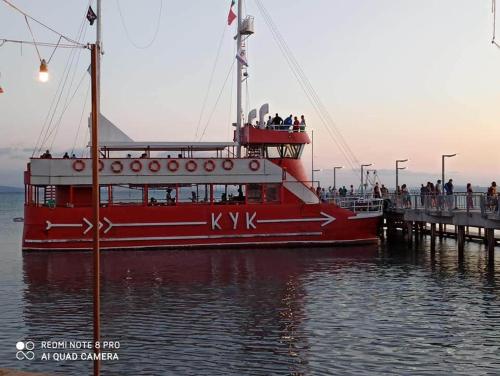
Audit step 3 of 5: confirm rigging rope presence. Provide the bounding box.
[199,59,236,141]
[195,24,227,139]
[33,2,90,156]
[116,0,163,49]
[253,0,360,171]
[72,81,91,155]
[493,0,500,48]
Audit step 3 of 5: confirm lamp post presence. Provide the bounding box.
[313,168,321,187]
[441,154,457,190]
[360,164,372,195]
[333,166,343,189]
[396,159,408,191]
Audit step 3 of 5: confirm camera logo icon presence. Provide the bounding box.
[16,341,35,360]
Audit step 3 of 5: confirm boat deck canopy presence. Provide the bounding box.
[99,142,237,152]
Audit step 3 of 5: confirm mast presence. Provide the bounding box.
[236,0,243,158]
[93,2,102,376]
[96,0,102,107]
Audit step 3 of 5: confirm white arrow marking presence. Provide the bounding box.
[257,212,336,227]
[83,217,103,235]
[103,217,208,234]
[45,220,82,231]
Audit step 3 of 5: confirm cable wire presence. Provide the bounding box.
[116,0,163,49]
[1,0,85,46]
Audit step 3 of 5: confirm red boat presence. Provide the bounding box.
[22,123,382,251]
[21,2,382,251]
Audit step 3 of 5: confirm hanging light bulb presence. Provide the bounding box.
[39,59,49,83]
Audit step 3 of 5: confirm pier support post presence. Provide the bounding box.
[439,224,443,239]
[406,221,413,245]
[486,228,495,261]
[457,225,465,261]
[430,223,436,252]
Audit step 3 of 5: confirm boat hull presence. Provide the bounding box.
[22,203,380,251]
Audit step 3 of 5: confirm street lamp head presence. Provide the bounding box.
[442,153,457,158]
[396,159,408,163]
[39,59,49,83]
[361,163,372,168]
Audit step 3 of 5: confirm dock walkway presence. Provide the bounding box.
[382,193,499,259]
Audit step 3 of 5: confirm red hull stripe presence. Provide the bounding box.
[25,231,323,243]
[23,238,379,251]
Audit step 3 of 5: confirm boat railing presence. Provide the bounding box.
[328,195,384,214]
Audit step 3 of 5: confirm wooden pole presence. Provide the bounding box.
[90,43,101,376]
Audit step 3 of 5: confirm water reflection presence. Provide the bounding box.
[21,247,378,375]
[17,241,500,375]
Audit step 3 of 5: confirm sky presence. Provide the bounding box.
[0,0,499,188]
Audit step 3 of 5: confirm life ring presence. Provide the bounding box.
[130,160,142,173]
[72,159,85,172]
[222,159,234,171]
[249,159,260,171]
[204,160,216,172]
[167,159,179,172]
[98,160,104,172]
[111,160,123,174]
[185,160,198,172]
[148,160,161,173]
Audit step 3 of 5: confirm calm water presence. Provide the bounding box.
[0,192,499,375]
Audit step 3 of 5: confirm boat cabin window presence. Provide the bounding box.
[264,144,304,159]
[247,184,262,203]
[177,184,209,203]
[265,184,281,203]
[213,184,245,204]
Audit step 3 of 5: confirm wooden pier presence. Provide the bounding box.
[383,193,499,261]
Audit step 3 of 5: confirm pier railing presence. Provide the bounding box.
[385,193,500,218]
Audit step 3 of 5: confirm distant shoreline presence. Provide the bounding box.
[0,186,23,193]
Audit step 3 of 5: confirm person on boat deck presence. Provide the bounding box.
[40,150,52,159]
[293,116,300,132]
[221,193,227,202]
[272,113,283,126]
[166,188,175,205]
[127,153,132,158]
[237,186,244,201]
[266,116,273,129]
[191,191,197,203]
[71,153,76,159]
[62,152,70,159]
[300,115,306,131]
[149,197,157,206]
[349,185,354,196]
[140,152,147,158]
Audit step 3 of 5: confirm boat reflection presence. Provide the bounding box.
[21,246,379,374]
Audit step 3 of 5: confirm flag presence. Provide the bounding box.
[236,48,248,66]
[227,0,237,25]
[87,6,97,26]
